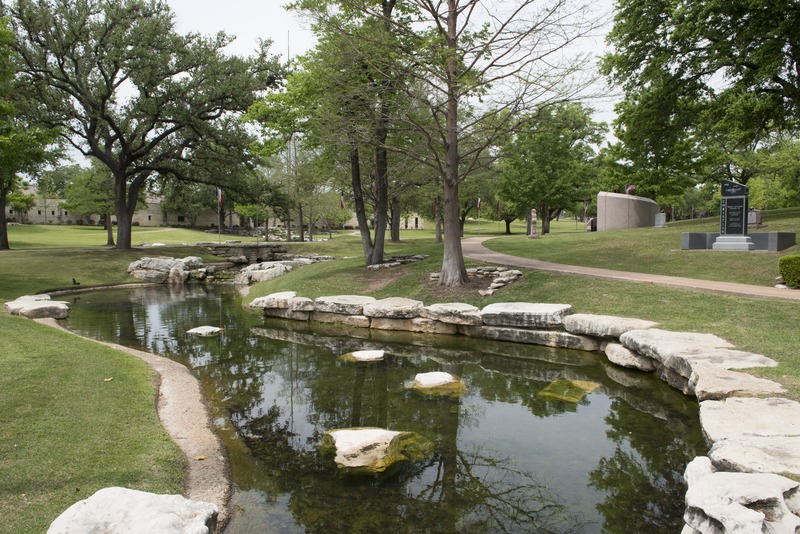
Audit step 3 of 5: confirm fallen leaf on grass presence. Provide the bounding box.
[104,377,113,382]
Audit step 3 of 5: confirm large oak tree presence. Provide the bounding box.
[6,0,282,248]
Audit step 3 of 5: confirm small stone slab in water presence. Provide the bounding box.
[321,427,433,474]
[340,350,385,362]
[537,379,600,403]
[411,372,467,397]
[187,326,223,337]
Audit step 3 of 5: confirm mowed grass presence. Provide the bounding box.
[0,315,185,533]
[1,214,799,531]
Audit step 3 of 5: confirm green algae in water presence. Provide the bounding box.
[62,285,708,533]
[538,378,601,403]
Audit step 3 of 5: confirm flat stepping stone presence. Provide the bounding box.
[480,302,572,328]
[314,295,376,315]
[689,367,786,401]
[563,313,658,338]
[186,326,223,337]
[410,372,467,397]
[537,379,600,403]
[421,303,482,325]
[340,350,385,362]
[363,297,424,319]
[320,427,433,474]
[249,291,297,309]
[699,397,800,444]
[709,436,800,478]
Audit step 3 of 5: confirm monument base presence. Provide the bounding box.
[712,236,755,251]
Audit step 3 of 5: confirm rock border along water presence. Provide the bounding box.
[250,293,800,533]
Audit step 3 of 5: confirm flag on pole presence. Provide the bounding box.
[216,186,223,207]
[477,197,481,210]
[340,194,345,209]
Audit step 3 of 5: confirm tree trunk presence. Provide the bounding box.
[0,190,9,250]
[504,219,512,234]
[105,210,115,247]
[350,146,375,263]
[435,196,442,244]
[438,0,468,286]
[298,203,305,242]
[390,195,401,242]
[114,173,147,249]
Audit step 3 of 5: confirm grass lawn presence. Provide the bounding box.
[1,216,798,531]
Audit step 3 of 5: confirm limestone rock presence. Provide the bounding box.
[421,303,482,326]
[699,397,800,445]
[563,314,658,338]
[48,487,218,534]
[480,302,572,328]
[683,456,800,534]
[538,379,600,403]
[262,308,311,321]
[410,372,467,397]
[311,311,371,328]
[320,428,434,475]
[186,326,223,337]
[460,325,600,351]
[168,265,187,285]
[249,291,297,309]
[16,299,71,319]
[340,350,385,362]
[234,262,292,285]
[370,317,458,335]
[4,294,50,314]
[690,367,787,401]
[288,296,315,312]
[314,295,376,315]
[127,256,205,284]
[620,329,777,379]
[362,297,424,319]
[709,436,800,478]
[604,342,656,371]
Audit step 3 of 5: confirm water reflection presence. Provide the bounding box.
[63,286,705,533]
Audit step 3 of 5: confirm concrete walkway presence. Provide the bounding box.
[462,236,800,302]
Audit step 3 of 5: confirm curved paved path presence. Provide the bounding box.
[462,236,800,301]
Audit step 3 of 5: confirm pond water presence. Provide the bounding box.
[62,285,706,533]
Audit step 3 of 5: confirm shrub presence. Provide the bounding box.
[778,254,800,288]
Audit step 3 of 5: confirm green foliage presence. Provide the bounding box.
[500,103,604,233]
[602,0,800,197]
[8,0,283,248]
[778,255,800,288]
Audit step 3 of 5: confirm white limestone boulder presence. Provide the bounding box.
[699,397,800,445]
[480,302,572,328]
[363,297,424,319]
[620,329,777,379]
[410,371,467,397]
[249,291,298,309]
[9,298,71,319]
[563,314,658,338]
[288,296,316,312]
[48,487,218,534]
[187,326,223,337]
[709,436,800,478]
[320,427,434,475]
[683,456,800,534]
[234,262,292,285]
[421,302,482,326]
[4,294,51,314]
[127,256,205,284]
[689,367,786,401]
[604,342,656,371]
[460,325,600,351]
[314,295,376,315]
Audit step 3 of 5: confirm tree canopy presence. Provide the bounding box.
[5,0,283,248]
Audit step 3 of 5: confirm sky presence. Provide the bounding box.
[167,0,317,61]
[169,0,618,125]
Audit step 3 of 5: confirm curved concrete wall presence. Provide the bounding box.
[597,192,661,231]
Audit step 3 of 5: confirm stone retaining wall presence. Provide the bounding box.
[250,292,800,533]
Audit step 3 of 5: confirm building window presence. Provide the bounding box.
[148,215,151,221]
[177,215,185,223]
[64,211,68,216]
[38,210,42,215]
[51,211,55,216]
